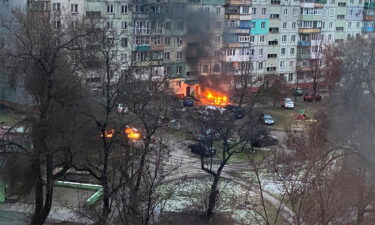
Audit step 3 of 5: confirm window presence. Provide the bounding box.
[227,49,235,56]
[357,22,361,28]
[283,8,288,15]
[270,14,280,19]
[322,22,325,28]
[336,27,344,31]
[177,37,183,45]
[177,66,182,74]
[250,49,254,56]
[282,22,287,29]
[252,8,256,15]
[293,9,297,16]
[213,64,220,72]
[107,5,114,13]
[52,3,60,12]
[258,62,263,69]
[291,35,296,42]
[349,9,353,16]
[243,6,250,14]
[214,50,221,57]
[205,7,210,13]
[121,21,127,30]
[288,73,293,81]
[328,34,332,40]
[329,22,333,28]
[165,21,171,29]
[250,35,255,42]
[177,51,182,60]
[107,21,113,29]
[71,4,78,13]
[262,8,266,15]
[215,36,221,43]
[281,48,286,55]
[260,35,265,42]
[269,27,279,33]
[350,0,354,4]
[121,38,128,47]
[280,61,284,68]
[164,52,170,60]
[290,48,295,54]
[239,35,250,42]
[261,22,266,28]
[268,40,278,45]
[282,35,287,42]
[348,22,352,28]
[152,36,161,45]
[289,61,294,67]
[216,7,221,14]
[338,2,346,7]
[54,20,61,29]
[268,54,277,58]
[202,65,209,73]
[292,22,296,29]
[337,15,345,19]
[165,37,171,45]
[121,5,128,14]
[259,48,263,56]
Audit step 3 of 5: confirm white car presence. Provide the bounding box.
[281,98,295,109]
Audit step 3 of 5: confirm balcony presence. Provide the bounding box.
[203,0,225,5]
[298,41,311,47]
[300,14,322,21]
[297,66,316,72]
[225,14,240,20]
[365,3,375,9]
[151,44,164,51]
[314,3,324,7]
[362,26,375,32]
[298,28,321,33]
[314,0,326,3]
[229,28,251,34]
[297,53,311,60]
[364,15,375,21]
[226,0,251,5]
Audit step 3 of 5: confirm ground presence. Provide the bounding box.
[0,93,326,224]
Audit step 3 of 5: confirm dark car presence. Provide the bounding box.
[188,143,216,157]
[196,129,221,142]
[292,87,304,96]
[251,130,279,148]
[225,105,245,119]
[260,113,274,125]
[183,96,195,107]
[303,93,322,102]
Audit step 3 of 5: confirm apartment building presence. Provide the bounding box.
[3,0,375,104]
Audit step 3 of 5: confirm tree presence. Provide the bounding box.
[0,10,87,225]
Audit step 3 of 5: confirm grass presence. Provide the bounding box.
[260,107,296,131]
[0,107,25,126]
[212,141,275,163]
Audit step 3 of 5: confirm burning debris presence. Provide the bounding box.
[100,127,141,140]
[199,88,230,107]
[125,127,141,140]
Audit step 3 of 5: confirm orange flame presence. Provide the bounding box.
[101,129,115,138]
[201,89,229,106]
[125,127,141,140]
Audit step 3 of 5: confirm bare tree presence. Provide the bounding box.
[0,10,87,225]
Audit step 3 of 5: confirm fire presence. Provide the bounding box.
[101,129,115,138]
[201,89,229,106]
[125,127,141,140]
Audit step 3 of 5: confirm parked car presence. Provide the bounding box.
[251,130,279,148]
[188,143,216,157]
[303,93,322,102]
[260,113,274,125]
[281,98,295,109]
[292,87,304,96]
[225,105,245,119]
[183,96,195,107]
[196,129,221,142]
[117,103,129,114]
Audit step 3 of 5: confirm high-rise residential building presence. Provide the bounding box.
[3,0,375,106]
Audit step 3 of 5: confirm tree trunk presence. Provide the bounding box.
[30,154,54,225]
[206,174,220,218]
[98,190,111,225]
